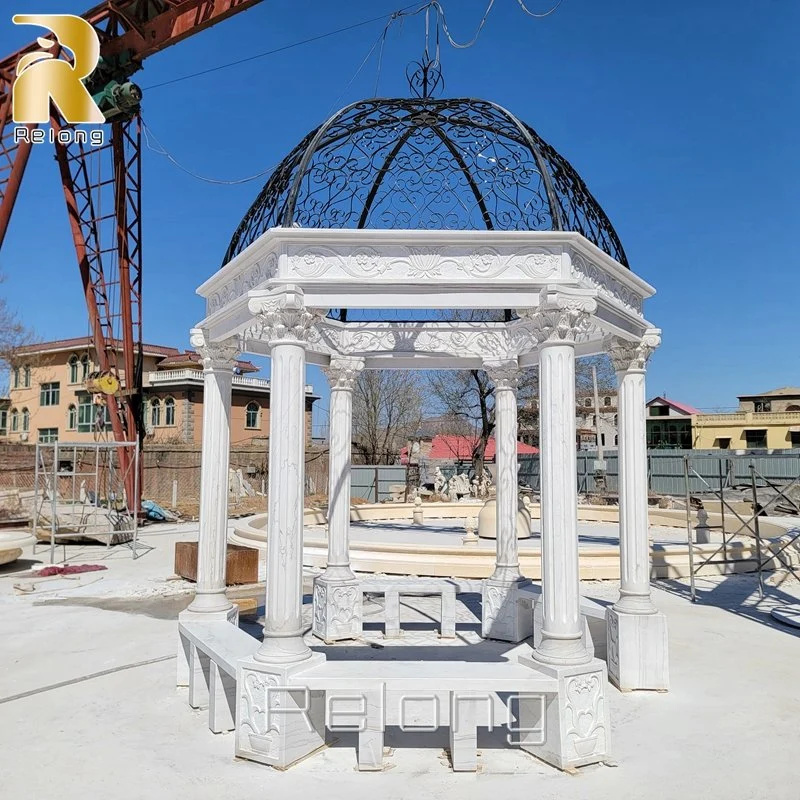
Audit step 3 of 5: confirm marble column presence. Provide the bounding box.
[312,356,364,642]
[481,359,531,642]
[605,330,669,690]
[177,330,240,685]
[253,287,320,665]
[530,292,596,666]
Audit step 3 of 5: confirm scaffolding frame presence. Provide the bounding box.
[32,440,148,564]
[681,454,800,602]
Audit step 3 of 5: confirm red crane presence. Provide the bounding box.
[0,1,265,509]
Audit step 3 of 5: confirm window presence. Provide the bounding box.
[790,432,800,448]
[716,437,731,449]
[21,408,29,432]
[650,405,669,416]
[583,398,592,407]
[601,433,606,446]
[151,398,161,427]
[164,397,175,426]
[754,400,772,412]
[81,355,90,381]
[614,435,618,446]
[12,367,19,389]
[245,402,260,429]
[10,408,18,432]
[23,366,30,388]
[0,409,5,435]
[745,430,767,449]
[68,355,79,383]
[67,405,77,430]
[38,428,58,443]
[40,382,60,406]
[77,396,107,433]
[603,396,611,407]
[591,415,597,427]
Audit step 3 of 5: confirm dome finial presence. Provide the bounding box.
[406,54,443,98]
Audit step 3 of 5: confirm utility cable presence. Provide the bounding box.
[143,3,423,91]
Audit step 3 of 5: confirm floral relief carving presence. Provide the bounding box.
[571,251,643,315]
[484,361,520,391]
[330,586,359,625]
[207,251,278,314]
[564,672,606,759]
[607,613,619,677]
[240,671,281,757]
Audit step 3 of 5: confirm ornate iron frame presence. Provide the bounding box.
[224,97,628,269]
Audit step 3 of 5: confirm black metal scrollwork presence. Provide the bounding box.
[224,98,628,269]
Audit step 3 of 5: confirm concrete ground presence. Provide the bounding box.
[1,522,800,799]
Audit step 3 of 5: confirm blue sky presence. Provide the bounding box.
[1,0,798,423]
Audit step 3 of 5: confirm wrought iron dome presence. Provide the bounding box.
[224,96,628,268]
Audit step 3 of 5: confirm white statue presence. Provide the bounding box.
[455,471,471,499]
[433,467,447,497]
[448,475,458,499]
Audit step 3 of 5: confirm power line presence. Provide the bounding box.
[143,3,424,91]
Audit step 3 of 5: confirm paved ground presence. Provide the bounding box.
[1,522,800,799]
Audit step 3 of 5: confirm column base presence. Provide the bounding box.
[235,652,326,768]
[532,600,594,663]
[312,575,362,642]
[177,603,239,687]
[516,657,611,770]
[606,608,669,691]
[481,578,533,642]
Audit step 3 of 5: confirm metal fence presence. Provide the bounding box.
[519,449,800,496]
[351,465,408,503]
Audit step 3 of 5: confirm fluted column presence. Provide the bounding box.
[250,286,321,664]
[312,356,364,642]
[605,330,669,690]
[529,290,596,666]
[186,330,240,614]
[608,332,661,613]
[485,360,522,583]
[481,358,533,643]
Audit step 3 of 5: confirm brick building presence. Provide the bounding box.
[2,337,317,446]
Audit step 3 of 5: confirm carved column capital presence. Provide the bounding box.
[249,285,322,346]
[189,328,240,372]
[324,356,364,392]
[521,290,597,345]
[606,329,661,373]
[484,359,520,391]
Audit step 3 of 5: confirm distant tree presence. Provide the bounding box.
[352,370,424,464]
[0,274,32,393]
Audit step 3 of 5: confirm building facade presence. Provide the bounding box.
[575,389,618,450]
[2,337,317,446]
[692,387,800,450]
[646,396,698,449]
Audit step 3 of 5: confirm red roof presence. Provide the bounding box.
[15,336,180,358]
[157,350,258,373]
[401,434,538,463]
[647,396,701,416]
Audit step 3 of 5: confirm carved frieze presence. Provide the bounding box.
[570,251,643,315]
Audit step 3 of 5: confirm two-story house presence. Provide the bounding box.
[692,387,800,450]
[2,337,317,446]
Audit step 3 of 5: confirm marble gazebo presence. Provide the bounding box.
[177,94,669,773]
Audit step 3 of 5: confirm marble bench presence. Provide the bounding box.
[360,578,457,638]
[296,658,560,771]
[179,620,259,733]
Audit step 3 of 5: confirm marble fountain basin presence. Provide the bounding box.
[228,502,800,581]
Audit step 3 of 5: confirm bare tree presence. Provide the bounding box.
[352,370,424,464]
[0,273,32,393]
